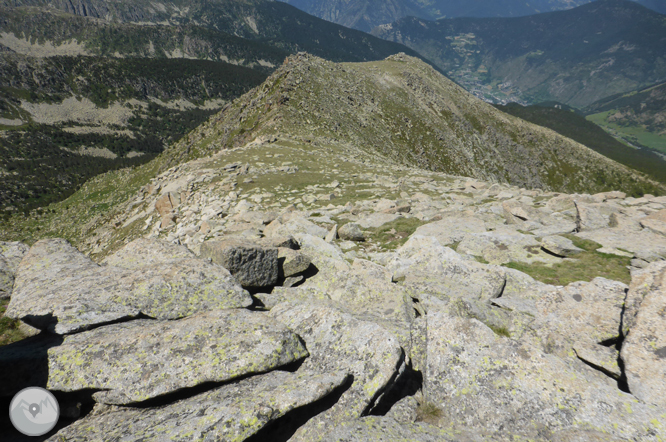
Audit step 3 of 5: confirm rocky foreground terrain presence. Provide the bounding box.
[1,53,666,441]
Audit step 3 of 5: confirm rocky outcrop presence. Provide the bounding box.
[47,370,348,442]
[47,310,308,404]
[200,238,279,288]
[0,241,29,298]
[6,239,251,333]
[620,261,666,408]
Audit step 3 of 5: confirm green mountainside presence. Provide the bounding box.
[4,53,662,253]
[372,0,666,108]
[167,53,664,196]
[495,102,666,183]
[585,81,666,154]
[0,1,423,214]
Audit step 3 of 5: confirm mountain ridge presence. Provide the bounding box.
[372,0,666,107]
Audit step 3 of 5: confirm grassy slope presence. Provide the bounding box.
[495,103,666,182]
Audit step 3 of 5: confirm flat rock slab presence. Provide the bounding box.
[412,216,486,246]
[458,230,561,265]
[424,311,665,441]
[47,309,308,404]
[357,213,401,229]
[322,417,468,442]
[621,262,666,408]
[577,228,666,262]
[7,239,251,334]
[387,235,506,301]
[47,370,347,442]
[102,237,194,268]
[200,238,278,288]
[265,217,329,239]
[271,302,404,442]
[540,235,583,257]
[531,277,628,358]
[338,222,365,241]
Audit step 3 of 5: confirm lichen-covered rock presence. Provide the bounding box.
[357,212,400,228]
[540,235,583,257]
[412,216,487,246]
[48,310,309,404]
[424,311,665,440]
[270,302,404,442]
[101,237,194,268]
[6,239,251,334]
[640,209,666,236]
[264,216,329,239]
[0,241,29,298]
[530,277,627,358]
[622,261,666,336]
[47,370,347,442]
[338,222,365,241]
[457,229,562,265]
[620,261,666,408]
[322,416,469,442]
[573,341,621,379]
[387,235,506,301]
[200,238,278,287]
[577,227,666,262]
[278,247,311,277]
[575,201,618,231]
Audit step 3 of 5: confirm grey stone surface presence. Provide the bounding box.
[338,222,365,241]
[47,370,347,442]
[423,311,665,441]
[278,247,311,277]
[0,241,29,298]
[271,302,404,442]
[387,235,506,302]
[48,309,308,404]
[357,212,400,228]
[530,277,628,359]
[264,217,329,239]
[322,417,470,442]
[620,261,666,408]
[457,229,561,265]
[540,235,583,257]
[412,216,486,246]
[6,239,251,334]
[385,396,419,424]
[200,238,278,287]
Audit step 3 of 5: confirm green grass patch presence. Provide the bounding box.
[587,111,666,154]
[489,324,511,338]
[505,235,631,285]
[367,217,428,250]
[0,299,26,346]
[416,398,443,425]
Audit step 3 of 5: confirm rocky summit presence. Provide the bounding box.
[1,53,666,441]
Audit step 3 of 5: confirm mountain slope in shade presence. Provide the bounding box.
[170,53,663,196]
[277,0,664,31]
[0,0,424,63]
[495,102,666,183]
[372,0,666,107]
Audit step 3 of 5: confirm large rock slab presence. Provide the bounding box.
[0,241,29,298]
[531,277,628,359]
[264,217,329,239]
[47,370,347,442]
[322,417,468,442]
[270,302,404,442]
[48,309,308,404]
[423,311,665,440]
[577,228,666,262]
[357,212,401,228]
[102,237,194,268]
[640,209,666,236]
[457,229,562,265]
[412,216,487,246]
[7,239,251,334]
[574,201,618,231]
[200,238,278,287]
[540,235,583,257]
[620,262,666,408]
[387,235,506,302]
